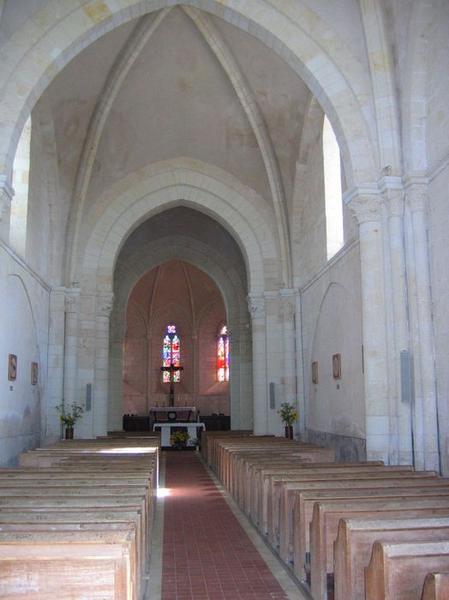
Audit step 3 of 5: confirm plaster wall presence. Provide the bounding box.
[0,248,49,465]
[301,242,365,455]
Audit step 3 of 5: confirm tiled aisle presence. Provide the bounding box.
[160,451,297,600]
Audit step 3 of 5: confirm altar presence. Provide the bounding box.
[150,406,205,447]
[153,421,206,447]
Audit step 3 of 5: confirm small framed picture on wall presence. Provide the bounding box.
[31,362,38,385]
[332,353,341,380]
[8,354,17,381]
[311,361,319,384]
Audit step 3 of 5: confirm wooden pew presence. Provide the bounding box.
[0,437,160,599]
[0,528,137,599]
[277,467,435,562]
[307,498,449,600]
[365,541,449,600]
[334,517,449,600]
[421,572,449,600]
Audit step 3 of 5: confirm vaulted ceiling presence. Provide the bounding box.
[39,6,312,212]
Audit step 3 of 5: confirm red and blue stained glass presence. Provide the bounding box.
[217,324,229,382]
[162,324,181,383]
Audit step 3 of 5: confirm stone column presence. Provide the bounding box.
[294,290,306,436]
[145,332,151,411]
[405,182,440,471]
[0,175,14,243]
[94,291,114,436]
[192,331,199,402]
[381,178,413,464]
[247,294,268,434]
[108,305,123,432]
[345,190,390,462]
[279,288,298,430]
[63,287,81,410]
[238,310,253,430]
[45,287,67,441]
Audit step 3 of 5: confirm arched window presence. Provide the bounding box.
[323,115,344,260]
[10,116,31,256]
[162,324,181,382]
[217,324,229,382]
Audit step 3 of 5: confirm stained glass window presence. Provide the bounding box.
[217,324,229,382]
[162,324,181,383]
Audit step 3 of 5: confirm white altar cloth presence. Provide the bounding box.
[153,422,205,447]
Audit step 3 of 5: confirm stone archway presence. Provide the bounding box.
[108,228,251,432]
[0,1,378,197]
[66,170,279,438]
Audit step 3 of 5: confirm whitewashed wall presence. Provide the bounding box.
[0,249,49,465]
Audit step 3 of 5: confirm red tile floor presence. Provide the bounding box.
[161,452,290,600]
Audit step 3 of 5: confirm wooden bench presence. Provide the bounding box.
[307,497,449,600]
[0,437,160,599]
[421,572,449,600]
[333,517,449,600]
[365,541,449,600]
[277,467,434,562]
[0,528,137,599]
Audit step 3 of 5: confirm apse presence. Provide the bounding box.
[108,207,252,432]
[123,259,230,416]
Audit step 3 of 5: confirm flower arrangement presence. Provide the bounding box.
[170,430,190,448]
[277,402,298,426]
[55,402,84,427]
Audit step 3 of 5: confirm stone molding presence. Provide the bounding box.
[378,175,405,217]
[404,181,428,214]
[0,175,14,221]
[278,288,297,321]
[344,187,382,224]
[96,292,114,317]
[63,287,81,313]
[247,294,265,320]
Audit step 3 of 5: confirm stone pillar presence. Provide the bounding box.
[247,293,268,434]
[0,175,14,243]
[405,182,440,471]
[345,190,390,462]
[237,310,253,430]
[294,290,306,435]
[381,178,413,464]
[192,331,199,401]
[45,288,67,441]
[63,287,81,411]
[279,289,298,430]
[145,332,151,411]
[107,304,123,432]
[94,292,114,436]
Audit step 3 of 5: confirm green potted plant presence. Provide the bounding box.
[55,402,84,440]
[170,429,190,450]
[277,402,298,439]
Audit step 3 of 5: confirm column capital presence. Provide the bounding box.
[247,293,265,320]
[96,291,114,317]
[404,181,428,213]
[343,186,382,224]
[0,175,14,221]
[62,286,81,312]
[378,175,405,217]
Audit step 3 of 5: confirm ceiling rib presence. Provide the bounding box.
[67,8,172,284]
[182,5,292,287]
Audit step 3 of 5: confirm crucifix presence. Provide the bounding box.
[160,362,184,407]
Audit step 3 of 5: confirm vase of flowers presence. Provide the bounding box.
[55,402,84,440]
[170,430,190,450]
[277,402,298,439]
